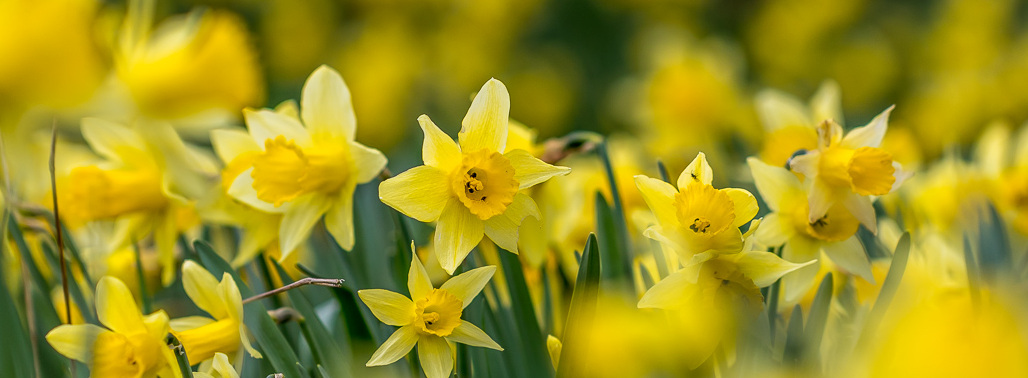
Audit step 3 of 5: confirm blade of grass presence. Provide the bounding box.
[557,233,601,377]
[859,232,910,347]
[498,250,552,377]
[782,304,804,364]
[596,141,632,280]
[804,273,833,365]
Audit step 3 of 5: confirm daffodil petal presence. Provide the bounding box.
[755,89,812,131]
[788,150,819,178]
[170,316,216,332]
[841,192,877,234]
[841,105,894,149]
[459,79,509,153]
[505,149,570,189]
[747,157,803,212]
[635,175,679,229]
[435,202,485,274]
[810,80,843,125]
[244,108,312,148]
[211,128,259,163]
[484,215,519,254]
[366,325,418,366]
[301,65,356,140]
[518,215,547,268]
[357,289,416,326]
[753,213,794,247]
[448,322,502,350]
[210,352,241,378]
[182,260,229,319]
[417,336,454,378]
[638,268,701,309]
[725,188,758,228]
[46,324,106,363]
[95,276,145,335]
[275,99,300,119]
[679,152,713,188]
[379,166,453,222]
[324,185,357,252]
[419,115,462,171]
[440,265,496,309]
[409,242,435,300]
[807,179,837,223]
[823,237,874,284]
[732,251,816,287]
[349,141,387,183]
[278,195,331,254]
[781,238,821,302]
[81,118,146,163]
[227,168,285,213]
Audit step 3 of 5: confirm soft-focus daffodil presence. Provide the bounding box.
[378,79,570,274]
[228,65,386,254]
[748,157,875,301]
[170,261,260,364]
[789,106,909,234]
[756,80,842,167]
[194,353,240,378]
[634,152,758,268]
[358,243,502,378]
[46,276,180,378]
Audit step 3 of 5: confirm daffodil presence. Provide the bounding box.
[747,157,875,302]
[755,80,842,167]
[170,261,260,364]
[634,152,758,268]
[788,106,909,234]
[358,243,502,378]
[227,65,386,254]
[194,353,240,378]
[46,276,180,378]
[378,79,570,274]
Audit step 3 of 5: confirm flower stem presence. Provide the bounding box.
[242,277,345,304]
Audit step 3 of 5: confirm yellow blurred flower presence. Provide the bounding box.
[358,243,502,378]
[194,352,240,378]
[756,81,842,167]
[170,261,260,364]
[379,79,570,274]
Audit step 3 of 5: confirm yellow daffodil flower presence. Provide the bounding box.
[789,106,910,234]
[46,276,181,378]
[59,118,217,285]
[756,80,842,167]
[378,79,570,274]
[170,261,260,364]
[975,122,1028,235]
[227,65,387,254]
[193,352,240,378]
[634,152,758,268]
[358,243,502,378]
[748,157,875,302]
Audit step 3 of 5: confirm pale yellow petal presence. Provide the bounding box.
[810,80,843,125]
[418,335,454,378]
[505,149,570,189]
[324,185,357,252]
[518,215,547,268]
[81,118,146,163]
[823,237,874,283]
[725,188,758,228]
[95,276,145,334]
[210,352,240,378]
[637,268,701,309]
[419,115,462,171]
[219,273,244,323]
[301,65,356,140]
[275,99,300,120]
[841,105,894,149]
[678,152,713,188]
[435,202,485,274]
[781,238,821,302]
[755,89,812,131]
[244,108,312,148]
[459,79,509,152]
[753,213,794,247]
[279,195,331,253]
[746,157,803,212]
[349,141,387,183]
[547,335,562,369]
[210,128,259,163]
[46,324,106,363]
[635,175,680,229]
[366,325,418,366]
[227,168,285,213]
[440,265,496,308]
[358,289,415,326]
[181,260,229,319]
[731,251,817,287]
[409,242,435,300]
[379,166,453,222]
[841,192,877,234]
[807,179,838,223]
[483,193,540,253]
[447,322,502,350]
[169,316,215,332]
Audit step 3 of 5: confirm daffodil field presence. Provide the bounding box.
[4,0,1028,377]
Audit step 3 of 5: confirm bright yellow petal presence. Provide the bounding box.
[447,322,502,350]
[218,273,244,323]
[358,289,416,326]
[366,325,418,366]
[755,89,812,132]
[418,115,462,171]
[678,152,713,189]
[458,78,509,153]
[635,175,679,228]
[244,108,312,148]
[483,193,540,253]
[227,168,284,213]
[725,188,758,228]
[746,157,802,212]
[440,265,496,309]
[409,242,435,300]
[349,141,387,183]
[211,128,259,163]
[753,213,794,247]
[417,335,454,378]
[95,276,145,334]
[301,65,356,140]
[823,237,874,283]
[730,251,816,287]
[505,149,570,190]
[182,260,229,319]
[637,268,701,309]
[841,105,893,149]
[81,118,146,163]
[324,186,357,252]
[435,202,485,274]
[210,352,240,378]
[278,195,331,253]
[379,166,453,222]
[46,324,106,363]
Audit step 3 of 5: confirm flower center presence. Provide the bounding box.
[251,136,350,206]
[674,182,735,237]
[792,202,860,242]
[414,289,463,337]
[452,149,519,220]
[818,145,895,196]
[63,165,167,224]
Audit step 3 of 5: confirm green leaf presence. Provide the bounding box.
[194,240,304,377]
[7,212,50,298]
[860,232,910,346]
[782,304,804,364]
[498,250,552,377]
[963,234,981,307]
[977,203,1011,282]
[804,273,833,363]
[557,234,601,377]
[40,240,95,324]
[166,334,194,377]
[0,258,34,378]
[595,141,633,284]
[271,262,352,377]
